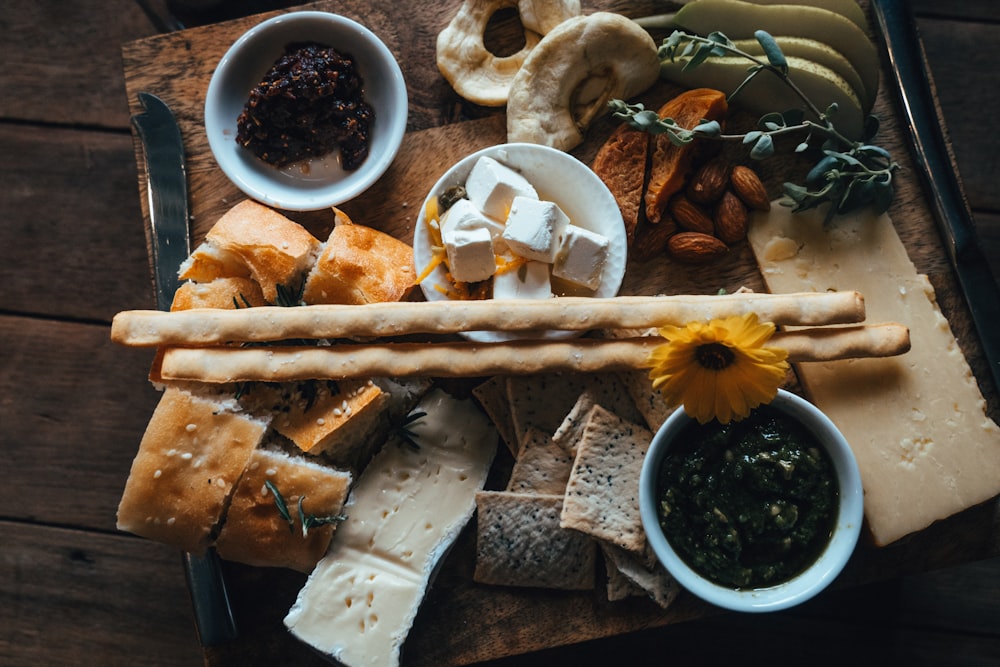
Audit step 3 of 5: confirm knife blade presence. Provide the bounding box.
[131,92,238,647]
[132,92,192,310]
[872,0,1000,394]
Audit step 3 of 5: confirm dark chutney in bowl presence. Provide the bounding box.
[655,405,838,589]
[236,42,374,170]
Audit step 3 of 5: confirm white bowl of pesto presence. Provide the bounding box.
[639,389,863,613]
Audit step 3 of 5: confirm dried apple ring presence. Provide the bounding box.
[506,12,660,152]
[436,0,581,107]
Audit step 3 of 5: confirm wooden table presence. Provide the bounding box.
[3,1,1000,665]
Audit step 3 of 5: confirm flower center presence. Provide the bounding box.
[695,342,735,371]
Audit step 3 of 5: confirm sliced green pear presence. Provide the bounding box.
[672,0,879,116]
[741,0,868,32]
[731,36,872,112]
[660,54,865,140]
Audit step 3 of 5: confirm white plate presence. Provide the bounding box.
[412,143,627,343]
[204,11,408,211]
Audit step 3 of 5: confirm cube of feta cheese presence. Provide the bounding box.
[492,259,552,300]
[465,156,538,221]
[440,198,507,251]
[552,225,610,291]
[443,226,496,283]
[502,196,569,263]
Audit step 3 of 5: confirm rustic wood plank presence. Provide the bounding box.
[0,315,159,531]
[0,124,154,320]
[0,522,202,665]
[0,0,160,128]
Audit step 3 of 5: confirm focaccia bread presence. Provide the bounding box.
[214,448,352,573]
[303,220,416,305]
[237,379,391,470]
[179,199,321,303]
[116,386,270,553]
[170,276,267,311]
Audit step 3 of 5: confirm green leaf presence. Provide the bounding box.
[758,112,785,129]
[754,30,787,71]
[750,134,774,159]
[872,177,894,214]
[693,120,722,136]
[806,155,839,184]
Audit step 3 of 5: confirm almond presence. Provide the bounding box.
[667,232,729,263]
[668,194,715,235]
[730,165,771,211]
[714,190,749,244]
[632,218,678,262]
[687,156,730,204]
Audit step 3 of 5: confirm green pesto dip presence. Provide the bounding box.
[655,405,838,589]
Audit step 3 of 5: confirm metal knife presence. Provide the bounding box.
[872,0,1000,394]
[131,92,239,647]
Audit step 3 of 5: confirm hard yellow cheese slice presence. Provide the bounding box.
[748,203,1000,546]
[284,388,498,667]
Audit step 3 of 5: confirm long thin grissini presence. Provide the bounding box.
[111,292,866,347]
[157,323,910,382]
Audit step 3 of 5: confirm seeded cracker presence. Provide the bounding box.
[472,376,518,455]
[505,426,574,495]
[593,326,675,431]
[551,390,597,456]
[474,491,596,590]
[506,374,595,450]
[560,405,652,555]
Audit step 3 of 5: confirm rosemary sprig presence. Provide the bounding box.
[297,495,347,538]
[274,276,306,307]
[610,29,900,223]
[265,479,295,533]
[266,479,347,537]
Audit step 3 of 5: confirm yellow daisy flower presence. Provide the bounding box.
[646,313,790,424]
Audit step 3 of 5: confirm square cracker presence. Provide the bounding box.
[560,405,651,555]
[592,326,675,431]
[601,543,680,609]
[617,368,675,431]
[472,376,518,455]
[474,491,595,590]
[506,372,644,451]
[506,426,574,495]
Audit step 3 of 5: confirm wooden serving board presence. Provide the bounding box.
[121,1,999,664]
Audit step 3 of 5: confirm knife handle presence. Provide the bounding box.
[182,549,238,646]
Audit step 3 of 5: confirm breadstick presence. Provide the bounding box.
[111,292,865,347]
[157,323,909,383]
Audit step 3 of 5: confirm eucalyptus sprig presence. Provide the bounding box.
[610,29,900,222]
